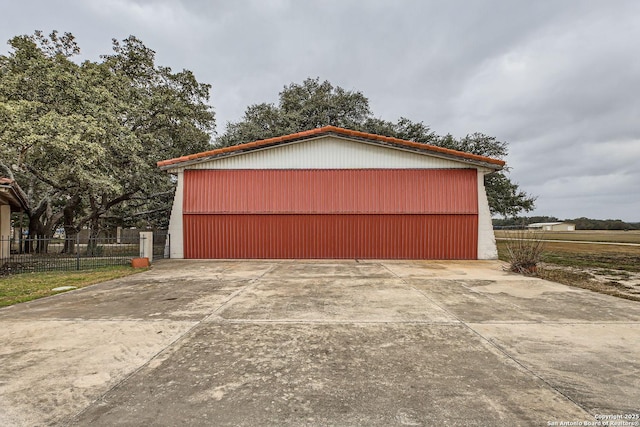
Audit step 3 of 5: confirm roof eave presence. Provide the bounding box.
[338,134,504,171]
[158,130,505,172]
[0,182,29,211]
[158,137,300,172]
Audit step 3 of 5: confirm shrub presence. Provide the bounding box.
[504,230,545,275]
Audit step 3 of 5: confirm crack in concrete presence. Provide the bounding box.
[66,263,280,426]
[379,261,596,419]
[212,319,463,325]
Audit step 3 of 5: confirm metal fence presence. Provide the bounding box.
[2,235,140,275]
[152,230,170,260]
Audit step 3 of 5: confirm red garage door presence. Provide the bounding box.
[183,169,478,259]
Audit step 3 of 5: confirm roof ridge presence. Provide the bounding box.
[157,126,505,169]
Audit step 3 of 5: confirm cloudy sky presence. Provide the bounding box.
[2,0,639,221]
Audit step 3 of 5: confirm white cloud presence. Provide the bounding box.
[85,0,205,33]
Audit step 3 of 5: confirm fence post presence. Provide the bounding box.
[76,234,80,271]
[139,231,153,263]
[164,233,170,259]
[0,204,10,260]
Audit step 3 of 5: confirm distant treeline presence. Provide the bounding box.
[493,216,639,230]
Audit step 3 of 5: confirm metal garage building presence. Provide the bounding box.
[527,222,576,232]
[158,126,504,260]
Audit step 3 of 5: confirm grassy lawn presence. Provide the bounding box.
[0,266,146,308]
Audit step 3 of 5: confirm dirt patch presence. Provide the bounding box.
[497,238,640,301]
[538,263,640,302]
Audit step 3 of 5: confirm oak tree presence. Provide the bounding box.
[0,31,215,248]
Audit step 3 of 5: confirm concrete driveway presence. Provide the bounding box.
[1,260,639,426]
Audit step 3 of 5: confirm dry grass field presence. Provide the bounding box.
[496,230,640,301]
[495,229,640,244]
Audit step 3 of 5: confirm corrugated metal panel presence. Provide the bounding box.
[184,214,477,259]
[172,136,470,171]
[184,169,477,214]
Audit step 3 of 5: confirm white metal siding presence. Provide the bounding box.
[476,169,498,259]
[167,171,185,259]
[0,204,10,260]
[551,224,575,231]
[168,136,473,172]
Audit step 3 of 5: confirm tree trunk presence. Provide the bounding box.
[26,197,62,254]
[87,216,101,256]
[62,200,79,254]
[27,215,46,254]
[63,224,78,254]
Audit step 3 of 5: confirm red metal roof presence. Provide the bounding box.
[183,169,478,215]
[157,126,505,169]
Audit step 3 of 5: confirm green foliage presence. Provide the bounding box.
[218,77,371,146]
[484,172,536,218]
[0,31,215,238]
[218,77,536,217]
[361,117,438,144]
[570,217,638,230]
[435,133,508,159]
